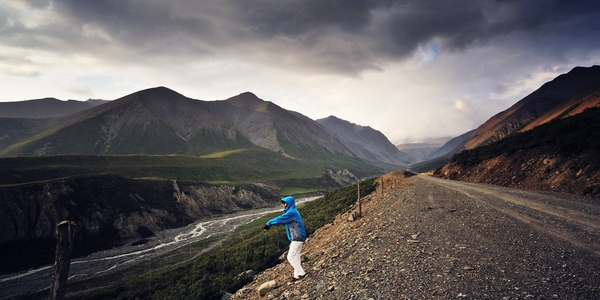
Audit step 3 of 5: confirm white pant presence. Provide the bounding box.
[287,241,305,278]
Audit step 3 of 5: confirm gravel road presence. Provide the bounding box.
[231,174,600,299]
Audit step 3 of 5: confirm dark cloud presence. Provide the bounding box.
[11,0,600,73]
[236,0,391,36]
[53,0,214,55]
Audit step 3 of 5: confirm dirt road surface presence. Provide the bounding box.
[231,174,600,299]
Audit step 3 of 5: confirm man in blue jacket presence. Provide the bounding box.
[264,196,307,281]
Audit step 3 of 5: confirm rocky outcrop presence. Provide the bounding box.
[0,177,276,244]
[434,148,600,196]
[173,180,278,217]
[326,168,359,186]
[0,174,278,272]
[434,105,600,197]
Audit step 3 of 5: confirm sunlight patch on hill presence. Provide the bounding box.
[199,149,247,158]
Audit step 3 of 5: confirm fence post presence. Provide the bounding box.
[357,181,362,217]
[49,220,77,300]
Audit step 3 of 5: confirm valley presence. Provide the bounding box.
[0,65,598,299]
[0,197,319,299]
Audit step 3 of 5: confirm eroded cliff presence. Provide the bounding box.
[0,174,277,273]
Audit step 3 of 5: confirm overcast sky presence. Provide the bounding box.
[1,0,599,144]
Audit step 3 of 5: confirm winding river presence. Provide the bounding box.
[0,197,319,299]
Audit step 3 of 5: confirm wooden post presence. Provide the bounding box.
[357,181,362,217]
[49,220,77,300]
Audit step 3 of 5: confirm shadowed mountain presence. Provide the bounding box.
[316,115,414,167]
[0,98,108,118]
[204,92,357,160]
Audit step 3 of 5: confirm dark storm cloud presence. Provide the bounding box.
[235,0,391,36]
[14,0,600,73]
[51,0,215,57]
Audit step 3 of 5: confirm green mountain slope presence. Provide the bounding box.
[0,87,256,157]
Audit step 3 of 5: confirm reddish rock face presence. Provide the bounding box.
[463,66,600,151]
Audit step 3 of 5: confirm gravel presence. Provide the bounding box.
[230,174,600,299]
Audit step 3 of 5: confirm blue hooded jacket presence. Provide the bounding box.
[266,196,307,242]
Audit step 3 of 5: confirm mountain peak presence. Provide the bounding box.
[109,86,191,108]
[224,92,271,111]
[238,91,259,98]
[318,115,353,126]
[134,86,184,98]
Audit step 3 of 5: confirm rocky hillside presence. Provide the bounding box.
[463,65,600,150]
[0,174,278,273]
[435,107,600,196]
[317,116,413,167]
[230,173,600,299]
[204,93,356,160]
[416,65,600,174]
[414,65,600,174]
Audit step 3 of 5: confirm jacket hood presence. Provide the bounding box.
[282,196,296,212]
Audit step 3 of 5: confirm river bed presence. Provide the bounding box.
[0,196,319,299]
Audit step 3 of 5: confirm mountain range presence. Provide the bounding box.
[0,88,411,169]
[395,137,451,162]
[1,65,598,174]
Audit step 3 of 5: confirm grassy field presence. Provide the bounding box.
[0,148,377,189]
[0,150,311,186]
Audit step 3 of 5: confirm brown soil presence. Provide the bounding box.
[230,173,600,299]
[435,148,600,197]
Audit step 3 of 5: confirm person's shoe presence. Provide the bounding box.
[291,274,306,282]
